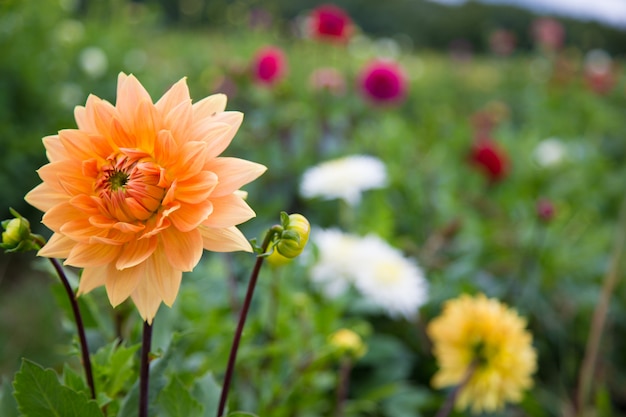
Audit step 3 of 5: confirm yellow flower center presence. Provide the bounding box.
[95,153,167,223]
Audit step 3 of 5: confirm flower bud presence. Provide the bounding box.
[329,329,367,359]
[275,213,310,259]
[1,209,39,253]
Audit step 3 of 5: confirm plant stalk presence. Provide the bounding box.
[434,360,477,417]
[216,227,280,417]
[139,320,153,417]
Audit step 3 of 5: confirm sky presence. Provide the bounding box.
[429,0,626,28]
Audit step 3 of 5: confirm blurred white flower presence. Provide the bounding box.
[310,228,428,319]
[534,138,567,167]
[57,83,84,109]
[54,19,85,45]
[79,46,108,79]
[584,49,612,75]
[300,155,388,205]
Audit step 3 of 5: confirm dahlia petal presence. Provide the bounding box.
[154,130,178,167]
[77,267,108,296]
[110,117,135,149]
[105,263,144,307]
[43,202,86,231]
[203,112,244,159]
[37,160,92,195]
[66,242,122,267]
[69,195,100,214]
[155,77,190,116]
[170,141,209,180]
[130,273,163,324]
[145,250,181,306]
[175,171,218,204]
[189,121,231,144]
[74,101,97,134]
[37,233,75,258]
[203,194,256,228]
[134,99,159,153]
[113,221,145,234]
[168,200,213,232]
[192,94,227,120]
[91,98,118,140]
[116,73,153,131]
[60,218,108,241]
[200,225,252,252]
[116,236,157,270]
[206,157,267,197]
[25,183,69,212]
[42,135,66,162]
[163,100,193,146]
[59,129,94,161]
[160,227,203,271]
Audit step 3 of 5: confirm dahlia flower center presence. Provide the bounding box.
[95,153,166,223]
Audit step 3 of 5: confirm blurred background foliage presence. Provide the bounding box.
[1,0,626,416]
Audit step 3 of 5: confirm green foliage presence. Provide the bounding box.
[13,359,104,417]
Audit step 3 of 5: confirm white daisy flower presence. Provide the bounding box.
[310,228,428,319]
[534,138,567,167]
[300,155,388,206]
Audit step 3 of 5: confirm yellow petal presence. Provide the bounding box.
[37,233,75,258]
[160,227,203,271]
[130,274,162,324]
[155,77,190,117]
[145,250,181,306]
[199,225,252,252]
[25,183,68,212]
[206,157,267,197]
[192,94,227,120]
[65,242,121,267]
[115,235,158,270]
[203,194,256,228]
[77,267,108,296]
[105,263,144,307]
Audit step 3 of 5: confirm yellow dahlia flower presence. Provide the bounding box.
[25,73,266,323]
[427,294,537,414]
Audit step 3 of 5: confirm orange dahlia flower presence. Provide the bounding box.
[25,73,266,323]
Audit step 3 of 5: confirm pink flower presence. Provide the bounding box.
[252,46,287,85]
[309,4,352,42]
[532,18,564,51]
[358,60,407,105]
[469,139,508,182]
[536,199,555,222]
[489,29,516,56]
[309,67,346,95]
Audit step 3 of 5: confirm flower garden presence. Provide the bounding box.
[1,1,626,416]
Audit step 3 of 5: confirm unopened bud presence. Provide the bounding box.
[329,329,367,359]
[1,209,40,253]
[275,213,310,259]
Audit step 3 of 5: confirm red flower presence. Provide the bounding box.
[536,199,555,222]
[469,139,508,182]
[358,60,407,105]
[252,46,287,85]
[309,4,352,42]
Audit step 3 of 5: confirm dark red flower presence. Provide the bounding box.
[469,139,508,182]
[309,4,352,42]
[358,60,407,105]
[252,46,287,85]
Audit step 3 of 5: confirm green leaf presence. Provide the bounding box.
[61,364,89,395]
[158,377,204,417]
[191,371,222,417]
[92,341,140,399]
[0,377,19,417]
[13,359,104,417]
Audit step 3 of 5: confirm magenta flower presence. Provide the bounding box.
[532,18,565,51]
[252,46,287,85]
[309,4,352,42]
[536,199,555,222]
[358,60,407,105]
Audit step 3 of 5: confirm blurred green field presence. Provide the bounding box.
[1,1,626,416]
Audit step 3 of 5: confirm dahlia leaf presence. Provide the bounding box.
[191,371,222,417]
[158,377,204,417]
[13,359,104,417]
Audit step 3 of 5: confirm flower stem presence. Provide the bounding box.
[216,227,280,417]
[434,360,477,417]
[576,195,626,415]
[139,320,153,417]
[335,358,352,417]
[48,256,96,400]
